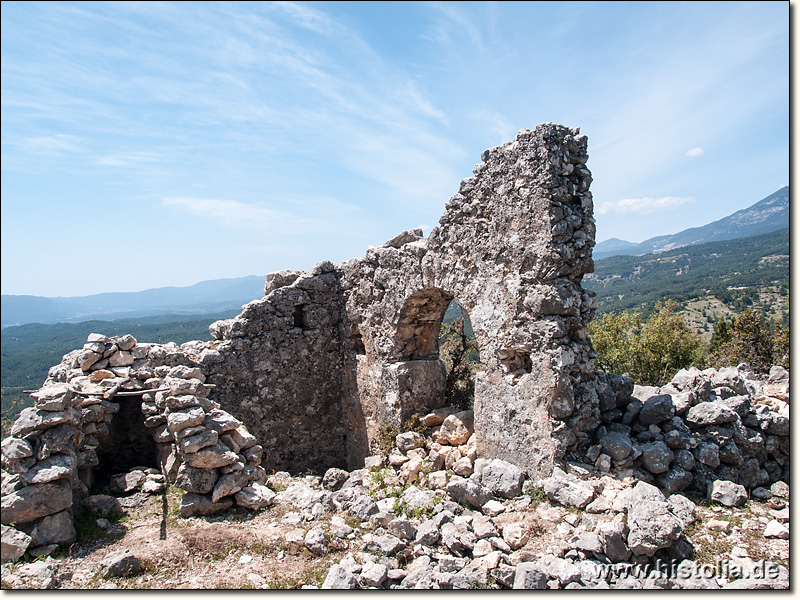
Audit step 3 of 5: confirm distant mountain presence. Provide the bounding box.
[1,275,265,328]
[593,238,640,256]
[593,186,789,260]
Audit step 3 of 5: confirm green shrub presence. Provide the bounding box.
[523,481,548,505]
[589,300,706,386]
[376,424,399,458]
[710,309,789,372]
[439,317,481,411]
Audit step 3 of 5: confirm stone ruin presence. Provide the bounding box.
[0,124,790,559]
[205,123,598,476]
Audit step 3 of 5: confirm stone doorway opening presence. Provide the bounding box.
[392,290,481,424]
[92,395,159,491]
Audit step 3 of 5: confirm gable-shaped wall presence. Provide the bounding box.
[204,123,600,475]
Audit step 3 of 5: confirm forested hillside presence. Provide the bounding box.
[1,311,235,389]
[586,228,789,314]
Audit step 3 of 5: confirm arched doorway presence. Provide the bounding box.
[391,290,481,425]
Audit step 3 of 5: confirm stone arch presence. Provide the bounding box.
[394,288,454,360]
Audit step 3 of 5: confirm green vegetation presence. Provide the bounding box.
[375,424,400,458]
[73,507,126,545]
[439,314,480,411]
[586,229,790,385]
[523,481,548,505]
[1,387,30,438]
[710,309,789,372]
[589,299,789,386]
[402,413,427,436]
[589,300,706,386]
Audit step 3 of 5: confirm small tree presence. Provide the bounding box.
[587,309,639,375]
[710,309,788,373]
[589,300,705,386]
[439,317,481,411]
[630,300,705,386]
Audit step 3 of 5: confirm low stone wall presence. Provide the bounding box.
[584,365,789,495]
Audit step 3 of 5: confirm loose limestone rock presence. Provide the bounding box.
[1,483,73,525]
[99,550,143,578]
[478,458,525,499]
[709,480,747,507]
[234,483,276,510]
[446,476,490,509]
[625,482,684,556]
[179,493,234,518]
[1,525,32,564]
[541,467,595,509]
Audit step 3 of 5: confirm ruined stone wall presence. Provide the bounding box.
[1,335,270,551]
[336,124,598,474]
[1,124,791,560]
[204,265,350,473]
[203,123,599,475]
[3,125,602,499]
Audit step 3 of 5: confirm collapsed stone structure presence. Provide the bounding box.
[0,124,790,562]
[205,123,598,475]
[2,334,272,551]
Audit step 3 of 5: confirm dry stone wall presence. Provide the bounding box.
[2,334,268,554]
[588,365,790,494]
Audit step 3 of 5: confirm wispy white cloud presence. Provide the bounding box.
[597,196,695,216]
[469,110,516,147]
[95,152,161,167]
[425,2,489,55]
[685,147,704,157]
[16,134,86,156]
[161,195,370,237]
[162,196,291,226]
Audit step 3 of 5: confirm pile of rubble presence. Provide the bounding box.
[260,404,788,589]
[2,395,790,589]
[587,364,789,495]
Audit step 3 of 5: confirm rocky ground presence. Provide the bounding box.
[1,409,789,590]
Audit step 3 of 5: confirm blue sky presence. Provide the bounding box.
[1,1,788,297]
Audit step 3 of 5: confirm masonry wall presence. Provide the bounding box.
[205,266,350,473]
[2,124,790,559]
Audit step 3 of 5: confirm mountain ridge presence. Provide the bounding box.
[1,275,264,328]
[594,186,789,259]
